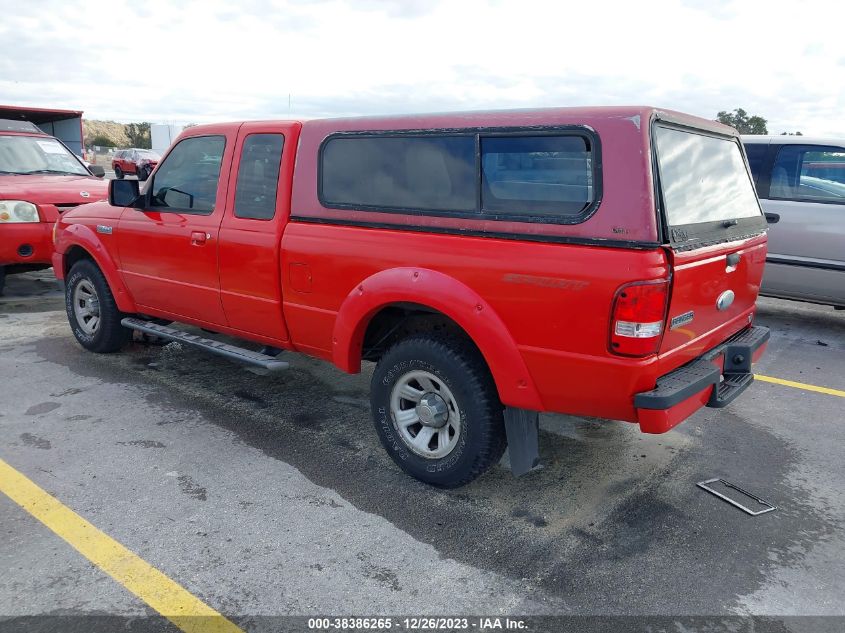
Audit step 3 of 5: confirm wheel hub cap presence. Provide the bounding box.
[416,393,449,428]
[72,280,101,336]
[389,369,462,459]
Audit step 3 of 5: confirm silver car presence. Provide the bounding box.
[742,135,845,309]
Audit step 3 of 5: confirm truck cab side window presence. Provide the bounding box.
[234,134,284,220]
[150,135,226,214]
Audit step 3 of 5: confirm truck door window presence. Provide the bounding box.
[150,135,225,214]
[770,145,845,202]
[234,134,284,220]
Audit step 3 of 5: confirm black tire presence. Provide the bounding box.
[114,165,124,179]
[138,166,150,181]
[0,265,5,296]
[65,259,132,353]
[371,335,506,487]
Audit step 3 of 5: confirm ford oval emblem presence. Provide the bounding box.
[80,191,90,198]
[716,290,735,311]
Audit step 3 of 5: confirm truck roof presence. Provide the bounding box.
[307,105,733,135]
[183,106,735,137]
[0,119,44,134]
[741,134,845,146]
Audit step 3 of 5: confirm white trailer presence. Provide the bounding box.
[151,124,184,156]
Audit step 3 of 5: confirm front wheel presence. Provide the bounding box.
[138,166,150,181]
[371,335,506,487]
[65,260,132,353]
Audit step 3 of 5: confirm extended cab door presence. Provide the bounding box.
[117,127,238,325]
[652,123,768,363]
[218,121,302,342]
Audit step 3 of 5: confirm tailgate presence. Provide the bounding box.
[660,234,767,358]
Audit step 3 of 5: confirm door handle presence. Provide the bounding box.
[726,252,741,267]
[764,212,780,224]
[190,231,210,246]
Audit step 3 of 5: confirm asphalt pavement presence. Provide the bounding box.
[1,270,843,631]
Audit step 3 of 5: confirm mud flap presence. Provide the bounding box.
[503,407,541,477]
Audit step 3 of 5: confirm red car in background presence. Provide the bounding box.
[0,118,107,295]
[111,148,160,181]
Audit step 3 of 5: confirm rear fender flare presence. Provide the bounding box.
[332,267,543,411]
[59,223,137,313]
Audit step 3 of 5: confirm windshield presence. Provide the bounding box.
[137,150,160,159]
[655,126,761,227]
[0,134,89,176]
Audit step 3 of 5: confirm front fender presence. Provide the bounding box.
[56,223,137,313]
[332,267,543,411]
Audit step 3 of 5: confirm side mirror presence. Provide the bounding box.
[109,179,140,207]
[88,164,106,178]
[764,212,780,224]
[159,187,193,209]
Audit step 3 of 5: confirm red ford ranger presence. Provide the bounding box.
[0,118,107,295]
[52,107,770,487]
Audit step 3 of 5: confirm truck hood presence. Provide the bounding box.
[0,174,108,205]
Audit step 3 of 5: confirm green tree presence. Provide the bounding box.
[716,108,768,134]
[125,122,151,149]
[89,134,115,147]
[780,131,803,136]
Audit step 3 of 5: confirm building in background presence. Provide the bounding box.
[0,105,85,157]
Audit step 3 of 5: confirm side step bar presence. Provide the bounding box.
[121,317,289,372]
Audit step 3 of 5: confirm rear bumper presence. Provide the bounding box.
[0,222,53,266]
[634,325,770,433]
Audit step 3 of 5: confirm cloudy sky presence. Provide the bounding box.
[1,0,843,134]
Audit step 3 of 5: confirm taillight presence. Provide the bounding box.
[609,280,669,357]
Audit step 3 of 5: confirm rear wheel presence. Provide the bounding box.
[0,265,5,296]
[65,260,131,353]
[114,165,124,179]
[371,335,506,487]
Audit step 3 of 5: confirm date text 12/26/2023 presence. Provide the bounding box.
[307,617,528,630]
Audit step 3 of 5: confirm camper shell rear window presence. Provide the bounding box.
[653,123,765,246]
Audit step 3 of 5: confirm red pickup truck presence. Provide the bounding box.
[0,119,107,294]
[53,106,770,487]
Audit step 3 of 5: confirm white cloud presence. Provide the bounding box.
[1,0,843,135]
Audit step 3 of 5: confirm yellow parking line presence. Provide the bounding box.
[0,458,243,633]
[756,374,845,398]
